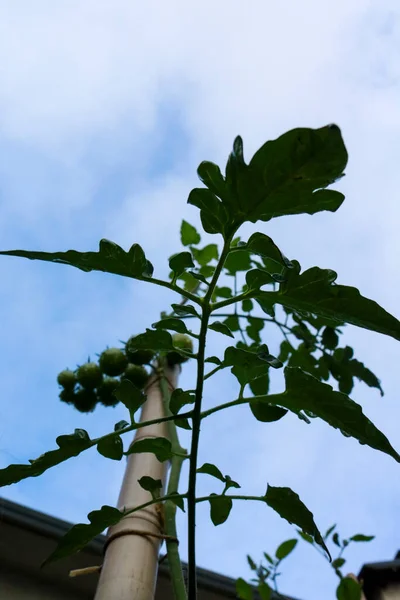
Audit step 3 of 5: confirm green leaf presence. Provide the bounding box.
[42,505,124,566]
[168,493,185,512]
[138,476,163,499]
[264,485,330,559]
[205,356,222,365]
[247,555,257,570]
[250,402,287,423]
[191,244,219,266]
[322,327,339,349]
[169,388,195,415]
[0,428,92,487]
[187,188,228,236]
[246,318,264,343]
[246,233,292,270]
[246,269,274,290]
[349,359,383,396]
[278,340,292,363]
[152,317,189,334]
[114,379,146,415]
[174,417,192,430]
[242,299,253,312]
[189,271,209,286]
[332,532,341,547]
[263,552,274,564]
[297,530,314,544]
[224,249,252,275]
[169,252,195,277]
[180,220,201,246]
[224,346,268,386]
[128,329,174,351]
[260,367,400,462]
[126,437,172,462]
[258,582,272,600]
[257,345,283,369]
[249,372,270,396]
[209,321,234,338]
[275,538,298,560]
[209,494,233,525]
[214,286,232,299]
[332,558,346,569]
[324,524,337,540]
[336,577,362,600]
[236,578,253,600]
[197,462,225,483]
[256,267,400,341]
[114,420,129,432]
[350,534,375,542]
[0,239,154,279]
[97,436,123,461]
[223,315,240,332]
[171,303,200,318]
[223,475,241,491]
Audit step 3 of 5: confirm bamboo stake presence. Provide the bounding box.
[94,364,179,600]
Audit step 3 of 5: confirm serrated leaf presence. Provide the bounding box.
[97,436,123,461]
[180,220,201,246]
[114,379,146,415]
[169,252,195,277]
[209,494,233,526]
[350,534,375,542]
[336,576,362,600]
[197,462,225,482]
[42,505,124,566]
[169,388,196,415]
[0,429,92,487]
[275,538,298,560]
[209,321,234,338]
[258,367,400,463]
[256,267,400,341]
[349,359,383,396]
[236,578,253,600]
[126,437,172,462]
[322,326,339,349]
[246,233,292,270]
[171,303,200,318]
[264,485,330,559]
[152,317,189,334]
[0,239,154,279]
[246,269,274,290]
[138,476,163,499]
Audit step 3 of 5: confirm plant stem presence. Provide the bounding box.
[138,275,202,307]
[187,236,233,600]
[159,369,188,600]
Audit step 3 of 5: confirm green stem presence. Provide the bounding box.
[138,276,202,307]
[159,370,188,600]
[187,236,234,600]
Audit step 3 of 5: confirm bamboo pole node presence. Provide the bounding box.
[102,528,179,557]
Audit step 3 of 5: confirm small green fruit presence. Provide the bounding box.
[76,362,103,389]
[123,364,149,389]
[74,388,98,413]
[125,336,155,365]
[59,388,76,404]
[166,334,194,366]
[97,377,120,407]
[99,348,128,376]
[57,369,77,389]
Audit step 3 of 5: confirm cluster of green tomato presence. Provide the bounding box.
[56,334,193,413]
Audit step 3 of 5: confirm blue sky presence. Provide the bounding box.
[0,2,400,599]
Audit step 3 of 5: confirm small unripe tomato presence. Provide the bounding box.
[99,348,128,377]
[76,362,103,389]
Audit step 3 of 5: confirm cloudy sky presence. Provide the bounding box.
[0,1,400,599]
